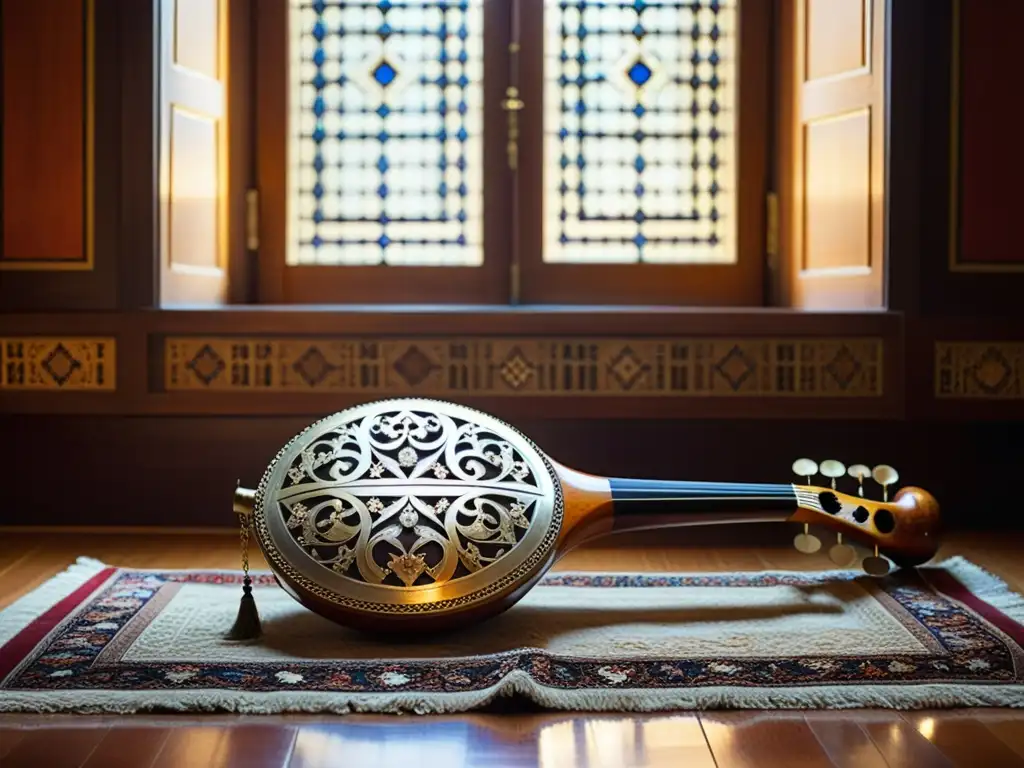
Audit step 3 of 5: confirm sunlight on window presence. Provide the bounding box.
[287,0,484,267]
[543,0,738,264]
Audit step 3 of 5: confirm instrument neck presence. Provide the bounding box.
[609,478,797,530]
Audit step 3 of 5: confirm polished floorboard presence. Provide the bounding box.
[1,529,1022,768]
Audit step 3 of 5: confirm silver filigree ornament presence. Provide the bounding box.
[259,400,560,608]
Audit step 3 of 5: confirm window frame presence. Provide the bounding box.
[255,0,513,304]
[252,0,773,307]
[514,0,773,306]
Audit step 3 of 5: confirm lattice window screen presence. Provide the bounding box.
[543,0,738,264]
[287,0,484,266]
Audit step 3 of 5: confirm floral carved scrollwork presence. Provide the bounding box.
[274,408,546,588]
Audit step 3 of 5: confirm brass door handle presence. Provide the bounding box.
[502,86,525,170]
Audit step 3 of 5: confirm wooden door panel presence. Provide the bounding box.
[780,0,885,309]
[158,0,228,305]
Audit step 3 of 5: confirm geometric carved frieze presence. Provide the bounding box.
[935,342,1024,398]
[0,338,115,390]
[165,337,883,397]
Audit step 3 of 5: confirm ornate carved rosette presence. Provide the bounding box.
[252,399,563,617]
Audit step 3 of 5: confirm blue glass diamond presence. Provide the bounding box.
[376,104,390,118]
[372,61,397,86]
[377,156,389,173]
[456,210,467,222]
[456,127,468,142]
[377,130,389,143]
[313,48,326,67]
[627,60,653,86]
[439,182,448,196]
[634,156,646,172]
[312,183,324,199]
[377,183,389,198]
[313,0,326,12]
[313,126,325,143]
[378,22,393,39]
[313,156,325,173]
[313,97,325,117]
[633,23,645,38]
[634,233,647,247]
[456,234,466,245]
[313,21,326,42]
[378,234,391,248]
[313,73,326,89]
[633,104,646,117]
[313,210,324,224]
[379,0,391,9]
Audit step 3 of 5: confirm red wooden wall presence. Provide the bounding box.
[959,1,1024,266]
[1,0,88,264]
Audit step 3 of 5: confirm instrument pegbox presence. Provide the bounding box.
[817,460,858,567]
[791,459,822,554]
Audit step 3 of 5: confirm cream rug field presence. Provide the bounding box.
[1,557,1022,714]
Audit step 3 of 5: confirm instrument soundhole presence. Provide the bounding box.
[874,508,896,534]
[853,506,870,523]
[818,491,842,514]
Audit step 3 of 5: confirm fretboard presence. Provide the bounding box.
[609,478,799,517]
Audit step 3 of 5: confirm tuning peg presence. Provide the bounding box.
[819,460,846,489]
[872,465,899,502]
[828,533,857,567]
[794,523,822,554]
[792,458,818,484]
[862,545,891,577]
[848,464,871,497]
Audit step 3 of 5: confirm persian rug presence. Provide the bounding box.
[1,557,1023,714]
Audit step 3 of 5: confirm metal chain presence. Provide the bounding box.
[237,513,251,579]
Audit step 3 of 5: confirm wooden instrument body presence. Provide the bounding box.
[237,398,941,634]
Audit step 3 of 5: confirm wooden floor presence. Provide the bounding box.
[1,528,1023,768]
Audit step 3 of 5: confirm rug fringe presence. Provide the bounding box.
[0,557,113,651]
[934,555,1024,626]
[1,677,1023,715]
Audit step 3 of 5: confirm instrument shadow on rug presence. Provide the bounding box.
[1,557,1023,714]
[228,397,942,638]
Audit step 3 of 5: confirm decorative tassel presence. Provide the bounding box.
[226,487,262,640]
[226,575,262,640]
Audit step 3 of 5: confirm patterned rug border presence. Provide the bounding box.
[1,556,1023,714]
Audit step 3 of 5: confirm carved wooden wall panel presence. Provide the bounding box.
[164,337,883,397]
[0,337,114,390]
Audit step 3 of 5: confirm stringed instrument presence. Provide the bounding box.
[230,398,941,635]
